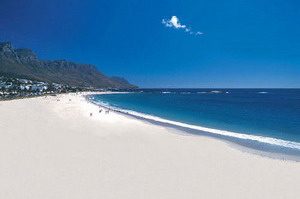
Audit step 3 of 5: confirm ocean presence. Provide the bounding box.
[90,89,300,155]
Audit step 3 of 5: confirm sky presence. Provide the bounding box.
[0,0,299,88]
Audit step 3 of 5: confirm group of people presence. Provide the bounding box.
[90,107,110,117]
[98,109,110,114]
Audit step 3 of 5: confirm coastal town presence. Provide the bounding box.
[0,76,80,99]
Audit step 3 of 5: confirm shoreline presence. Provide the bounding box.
[1,92,300,198]
[86,92,300,162]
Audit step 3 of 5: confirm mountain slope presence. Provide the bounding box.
[0,42,137,88]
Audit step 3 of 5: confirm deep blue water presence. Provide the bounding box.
[92,89,300,148]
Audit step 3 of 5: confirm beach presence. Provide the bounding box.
[1,93,300,199]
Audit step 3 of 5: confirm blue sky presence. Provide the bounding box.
[0,0,299,88]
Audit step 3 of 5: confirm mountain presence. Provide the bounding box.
[0,42,137,88]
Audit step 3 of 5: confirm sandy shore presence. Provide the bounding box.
[0,93,300,199]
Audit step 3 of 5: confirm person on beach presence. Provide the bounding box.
[90,113,93,117]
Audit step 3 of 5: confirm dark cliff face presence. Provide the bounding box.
[15,48,39,63]
[0,42,21,62]
[0,42,137,88]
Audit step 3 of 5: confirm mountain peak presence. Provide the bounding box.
[0,41,20,62]
[0,42,14,55]
[0,42,13,50]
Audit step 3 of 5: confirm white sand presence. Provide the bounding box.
[0,93,300,199]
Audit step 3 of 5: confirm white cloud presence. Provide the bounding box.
[162,16,203,35]
[162,16,186,29]
[195,31,203,35]
[185,27,191,32]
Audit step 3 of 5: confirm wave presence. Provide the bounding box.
[197,91,229,94]
[89,96,300,150]
[211,90,222,93]
[258,91,268,94]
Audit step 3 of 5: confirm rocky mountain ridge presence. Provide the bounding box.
[0,42,137,88]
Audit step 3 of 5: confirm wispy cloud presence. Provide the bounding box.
[162,16,203,35]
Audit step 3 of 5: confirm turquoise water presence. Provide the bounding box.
[92,89,300,150]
